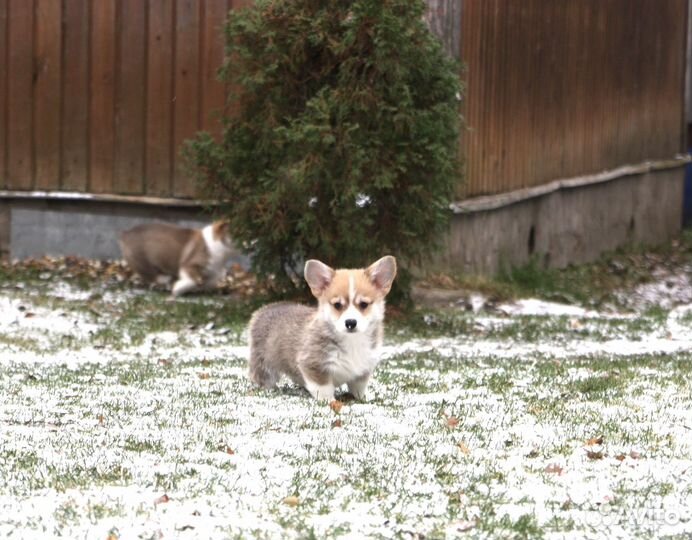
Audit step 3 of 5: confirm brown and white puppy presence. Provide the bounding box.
[247,256,397,401]
[118,221,234,296]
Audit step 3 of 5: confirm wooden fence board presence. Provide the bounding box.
[146,0,175,196]
[173,0,200,197]
[34,0,62,190]
[201,0,228,134]
[89,0,116,193]
[0,0,7,189]
[114,0,146,194]
[61,0,89,191]
[6,0,33,190]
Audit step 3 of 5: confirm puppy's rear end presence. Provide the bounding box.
[119,223,194,282]
[248,302,314,389]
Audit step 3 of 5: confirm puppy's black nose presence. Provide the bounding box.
[345,319,357,331]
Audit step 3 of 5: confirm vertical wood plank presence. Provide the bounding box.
[201,0,229,135]
[0,0,7,189]
[114,0,146,194]
[61,0,89,191]
[89,0,116,193]
[34,0,62,190]
[145,0,174,196]
[173,0,201,197]
[6,0,34,190]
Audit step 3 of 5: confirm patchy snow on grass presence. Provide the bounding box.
[1,279,692,539]
[613,266,692,311]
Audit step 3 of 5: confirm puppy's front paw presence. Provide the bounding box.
[304,379,335,403]
[347,375,371,401]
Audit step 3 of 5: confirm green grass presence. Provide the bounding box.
[2,247,692,538]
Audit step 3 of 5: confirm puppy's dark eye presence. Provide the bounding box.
[333,301,343,310]
[358,301,369,310]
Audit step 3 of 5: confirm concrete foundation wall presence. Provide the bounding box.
[439,167,684,274]
[0,201,9,260]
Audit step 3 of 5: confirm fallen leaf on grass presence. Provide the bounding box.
[154,494,170,507]
[197,372,210,380]
[329,400,343,413]
[446,416,459,428]
[586,450,604,460]
[283,496,300,507]
[457,442,471,455]
[615,454,626,461]
[448,519,476,532]
[544,463,564,475]
[221,445,235,455]
[331,419,342,428]
[585,436,604,446]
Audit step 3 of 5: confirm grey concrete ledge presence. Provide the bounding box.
[0,190,214,208]
[450,154,692,214]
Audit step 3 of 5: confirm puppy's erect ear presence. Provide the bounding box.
[304,259,335,297]
[212,220,231,239]
[365,256,397,295]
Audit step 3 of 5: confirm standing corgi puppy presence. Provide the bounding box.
[248,256,397,401]
[118,220,234,296]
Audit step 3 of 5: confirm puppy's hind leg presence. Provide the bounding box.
[248,348,280,390]
[172,268,199,297]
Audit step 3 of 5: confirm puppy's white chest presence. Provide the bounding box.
[330,333,378,386]
[201,226,232,277]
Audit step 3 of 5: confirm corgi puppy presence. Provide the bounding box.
[248,256,397,401]
[118,220,234,296]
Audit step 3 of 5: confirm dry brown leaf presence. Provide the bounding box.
[154,494,170,506]
[222,445,235,455]
[197,372,210,380]
[446,416,459,428]
[329,400,343,413]
[449,519,476,532]
[585,436,604,446]
[331,419,343,429]
[283,496,300,507]
[615,454,626,461]
[586,450,604,460]
[458,441,471,455]
[97,414,105,426]
[544,463,564,474]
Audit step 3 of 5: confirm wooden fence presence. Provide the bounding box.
[0,0,243,198]
[457,0,688,198]
[0,0,689,201]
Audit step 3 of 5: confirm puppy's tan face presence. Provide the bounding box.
[304,256,397,334]
[322,269,382,332]
[211,220,232,246]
